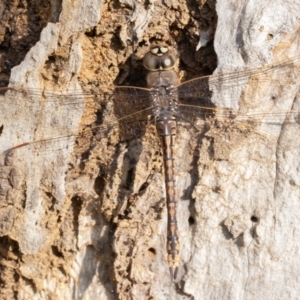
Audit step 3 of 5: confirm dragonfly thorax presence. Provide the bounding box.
[145,60,179,119]
[151,86,178,119]
[146,69,178,88]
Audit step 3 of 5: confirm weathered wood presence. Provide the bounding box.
[0,0,299,299]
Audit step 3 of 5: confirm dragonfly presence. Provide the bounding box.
[0,43,300,281]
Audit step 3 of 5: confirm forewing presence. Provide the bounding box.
[0,85,154,154]
[175,57,300,136]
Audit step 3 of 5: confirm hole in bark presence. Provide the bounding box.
[148,248,156,257]
[267,33,273,40]
[0,125,3,135]
[94,175,106,195]
[51,245,63,258]
[251,216,259,222]
[188,216,195,225]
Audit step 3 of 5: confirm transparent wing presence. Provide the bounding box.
[0,85,154,154]
[0,85,152,116]
[177,53,300,103]
[176,54,300,134]
[2,53,300,154]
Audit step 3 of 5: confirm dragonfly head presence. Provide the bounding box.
[143,44,177,71]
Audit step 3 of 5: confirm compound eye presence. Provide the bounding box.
[161,56,175,69]
[143,52,176,71]
[143,54,161,70]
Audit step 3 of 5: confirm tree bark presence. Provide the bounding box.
[0,0,299,299]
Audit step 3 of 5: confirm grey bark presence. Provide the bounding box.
[0,0,299,299]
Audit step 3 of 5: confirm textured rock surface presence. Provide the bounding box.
[0,0,299,299]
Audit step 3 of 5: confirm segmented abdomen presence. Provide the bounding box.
[156,112,180,281]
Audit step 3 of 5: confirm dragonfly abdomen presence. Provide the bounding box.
[156,113,180,280]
